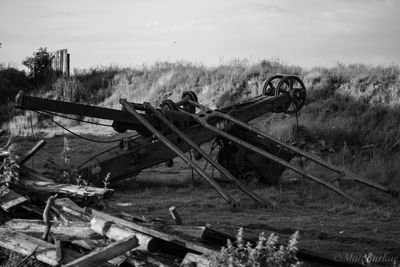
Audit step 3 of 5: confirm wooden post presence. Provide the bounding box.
[169,206,183,225]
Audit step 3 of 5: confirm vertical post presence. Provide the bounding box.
[67,53,70,77]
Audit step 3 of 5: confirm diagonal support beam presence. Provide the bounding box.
[120,99,237,207]
[144,102,271,207]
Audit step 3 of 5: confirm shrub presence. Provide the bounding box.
[209,228,301,267]
[52,76,87,103]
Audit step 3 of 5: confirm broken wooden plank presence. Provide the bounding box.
[18,140,46,165]
[53,198,92,222]
[85,208,218,256]
[0,227,83,266]
[91,217,158,252]
[17,179,114,198]
[0,185,28,212]
[63,235,139,267]
[5,219,105,250]
[181,252,211,267]
[168,225,207,240]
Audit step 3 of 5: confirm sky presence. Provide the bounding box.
[0,0,399,69]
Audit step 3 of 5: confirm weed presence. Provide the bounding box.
[208,228,301,267]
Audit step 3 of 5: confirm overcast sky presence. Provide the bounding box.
[1,0,399,69]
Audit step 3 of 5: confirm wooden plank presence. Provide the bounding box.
[53,198,92,222]
[182,252,211,267]
[168,225,206,240]
[0,185,28,212]
[86,208,218,256]
[63,235,138,267]
[5,219,105,250]
[91,217,158,252]
[18,179,114,198]
[18,140,46,165]
[0,227,82,266]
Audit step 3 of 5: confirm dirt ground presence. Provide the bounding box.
[7,132,400,266]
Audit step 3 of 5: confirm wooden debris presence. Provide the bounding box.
[52,197,92,222]
[182,252,211,267]
[5,219,105,250]
[0,185,28,212]
[55,238,63,265]
[15,245,38,267]
[169,206,183,225]
[125,250,179,267]
[18,140,46,166]
[63,235,139,267]
[86,208,218,256]
[91,217,159,252]
[0,227,83,266]
[42,194,58,241]
[18,179,114,198]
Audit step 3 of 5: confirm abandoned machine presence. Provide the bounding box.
[15,75,399,207]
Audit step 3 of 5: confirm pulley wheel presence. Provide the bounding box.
[181,91,198,113]
[262,75,284,96]
[276,76,306,114]
[160,99,178,111]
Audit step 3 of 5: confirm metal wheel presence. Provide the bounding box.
[160,99,178,111]
[181,91,198,113]
[262,75,284,96]
[276,76,306,114]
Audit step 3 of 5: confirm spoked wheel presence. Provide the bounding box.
[181,91,198,113]
[262,75,284,96]
[276,76,306,114]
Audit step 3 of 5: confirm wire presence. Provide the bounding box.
[76,134,142,169]
[39,110,113,127]
[34,110,124,144]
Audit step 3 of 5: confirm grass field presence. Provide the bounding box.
[1,60,400,265]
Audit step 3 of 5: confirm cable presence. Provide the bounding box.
[39,110,113,127]
[34,110,124,144]
[76,134,142,169]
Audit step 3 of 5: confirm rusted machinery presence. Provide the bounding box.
[15,75,399,207]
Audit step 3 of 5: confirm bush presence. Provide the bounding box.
[209,228,301,267]
[52,76,87,103]
[0,67,33,105]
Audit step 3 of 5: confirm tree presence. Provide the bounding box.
[22,47,52,85]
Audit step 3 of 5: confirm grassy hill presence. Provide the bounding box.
[1,60,400,187]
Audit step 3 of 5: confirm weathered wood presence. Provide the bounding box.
[168,206,183,225]
[53,198,92,222]
[18,179,114,198]
[43,194,57,240]
[0,185,28,212]
[86,208,218,256]
[5,219,104,250]
[181,252,211,267]
[124,250,179,267]
[18,140,46,165]
[63,235,138,267]
[168,225,206,240]
[0,227,82,266]
[91,217,158,252]
[55,239,63,265]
